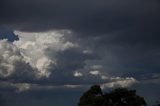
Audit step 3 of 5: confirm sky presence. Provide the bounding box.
[0,0,160,106]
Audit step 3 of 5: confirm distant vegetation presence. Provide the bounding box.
[78,85,147,106]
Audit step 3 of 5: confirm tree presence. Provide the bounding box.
[78,85,103,106]
[155,101,160,106]
[78,85,146,106]
[157,104,160,106]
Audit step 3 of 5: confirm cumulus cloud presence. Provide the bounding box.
[0,30,139,92]
[89,70,100,76]
[0,39,32,78]
[101,77,138,89]
[0,30,78,80]
[73,71,83,77]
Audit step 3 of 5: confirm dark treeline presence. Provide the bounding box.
[78,85,160,106]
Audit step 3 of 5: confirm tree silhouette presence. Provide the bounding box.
[155,101,160,106]
[78,85,104,106]
[78,85,146,106]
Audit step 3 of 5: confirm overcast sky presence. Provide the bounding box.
[0,0,160,106]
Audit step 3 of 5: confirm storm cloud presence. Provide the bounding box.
[0,30,138,92]
[0,0,160,105]
[0,0,159,34]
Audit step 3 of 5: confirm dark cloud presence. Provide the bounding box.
[0,0,160,105]
[0,0,159,34]
[55,48,96,71]
[0,0,160,85]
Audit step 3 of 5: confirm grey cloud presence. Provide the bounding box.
[0,30,116,87]
[0,30,80,84]
[0,1,160,105]
[0,40,33,77]
[0,30,139,88]
[0,0,159,34]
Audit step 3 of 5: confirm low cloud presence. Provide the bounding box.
[73,71,83,77]
[0,39,33,78]
[14,30,78,78]
[101,77,138,89]
[0,30,78,80]
[89,70,100,76]
[0,30,139,92]
[0,77,137,92]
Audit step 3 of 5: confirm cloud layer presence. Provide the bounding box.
[0,1,160,105]
[0,30,138,91]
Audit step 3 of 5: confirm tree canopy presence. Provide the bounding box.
[78,85,146,106]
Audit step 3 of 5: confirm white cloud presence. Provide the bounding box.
[74,71,83,77]
[13,30,75,78]
[101,77,138,89]
[0,30,78,79]
[83,50,92,54]
[0,39,27,77]
[0,30,138,92]
[101,75,109,80]
[64,84,82,88]
[89,70,100,76]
